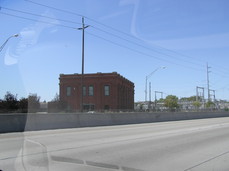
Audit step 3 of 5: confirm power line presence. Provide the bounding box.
[1,9,205,72]
[2,5,227,76]
[1,6,82,25]
[0,11,172,66]
[0,13,220,76]
[86,31,205,72]
[24,0,82,17]
[207,63,211,101]
[23,0,229,75]
[211,65,229,75]
[0,11,77,30]
[92,26,205,68]
[23,0,130,39]
[22,0,229,77]
[2,4,205,69]
[22,0,205,66]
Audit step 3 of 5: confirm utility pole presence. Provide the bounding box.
[78,17,89,112]
[196,86,204,102]
[149,82,151,110]
[155,91,163,100]
[209,89,216,102]
[145,76,148,102]
[207,63,211,102]
[145,66,166,102]
[196,86,205,108]
[155,91,163,109]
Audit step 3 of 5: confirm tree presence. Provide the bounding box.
[48,93,67,112]
[0,99,4,113]
[180,96,197,102]
[157,98,165,103]
[28,94,40,113]
[1,92,19,112]
[206,101,215,109]
[164,95,179,111]
[52,93,60,102]
[18,98,28,113]
[193,101,201,109]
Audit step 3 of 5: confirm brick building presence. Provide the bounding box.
[59,72,134,111]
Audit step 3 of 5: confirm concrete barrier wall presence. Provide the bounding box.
[0,112,229,133]
[0,114,27,133]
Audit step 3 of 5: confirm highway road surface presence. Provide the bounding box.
[1,117,229,171]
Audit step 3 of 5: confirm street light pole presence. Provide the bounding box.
[145,66,166,102]
[207,63,211,102]
[0,34,19,52]
[78,17,89,112]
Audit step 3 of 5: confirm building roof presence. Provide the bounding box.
[59,72,134,85]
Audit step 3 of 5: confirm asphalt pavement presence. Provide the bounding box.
[1,117,229,171]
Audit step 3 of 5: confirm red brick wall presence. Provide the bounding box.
[59,72,134,111]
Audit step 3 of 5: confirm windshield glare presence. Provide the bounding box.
[0,0,229,171]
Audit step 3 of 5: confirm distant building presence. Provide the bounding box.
[59,72,134,111]
[39,101,48,112]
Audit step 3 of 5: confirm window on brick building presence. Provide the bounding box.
[104,105,109,110]
[83,86,86,96]
[104,85,110,96]
[89,85,94,96]
[66,87,71,96]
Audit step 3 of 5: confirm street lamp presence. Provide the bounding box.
[145,66,166,102]
[0,34,19,52]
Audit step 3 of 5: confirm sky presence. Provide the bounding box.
[0,0,229,102]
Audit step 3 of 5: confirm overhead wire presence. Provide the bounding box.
[1,5,205,69]
[2,1,228,98]
[23,0,207,67]
[23,0,229,76]
[0,7,204,71]
[23,0,83,17]
[91,26,205,68]
[89,22,229,76]
[211,65,229,75]
[86,31,205,72]
[1,6,82,25]
[2,1,228,77]
[0,11,78,30]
